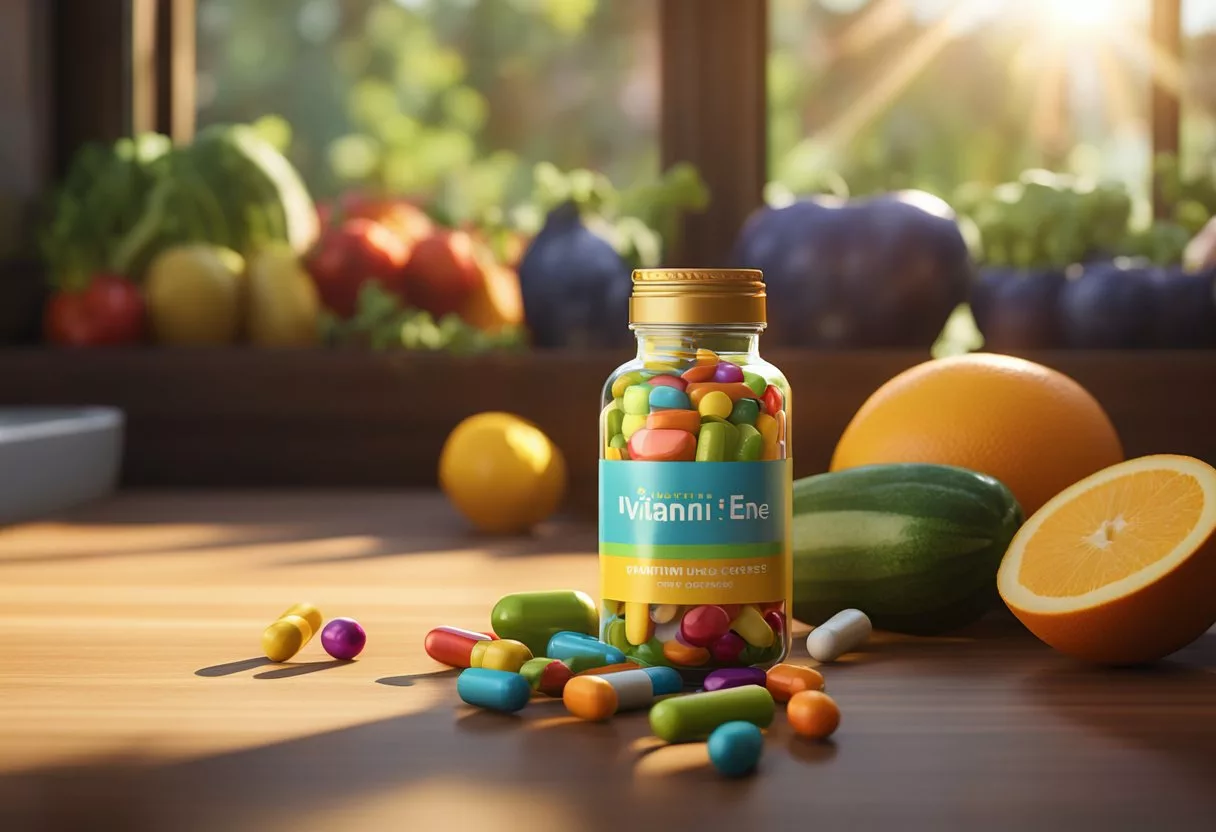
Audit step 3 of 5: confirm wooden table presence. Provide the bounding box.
[2,492,1214,831]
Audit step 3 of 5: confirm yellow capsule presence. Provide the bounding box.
[262,614,313,662]
[731,605,775,648]
[755,413,778,446]
[622,414,647,440]
[624,601,654,645]
[606,447,624,461]
[476,639,533,672]
[277,602,322,636]
[651,604,680,624]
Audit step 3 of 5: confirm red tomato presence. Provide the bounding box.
[343,197,433,250]
[44,274,146,346]
[304,218,410,317]
[399,230,486,319]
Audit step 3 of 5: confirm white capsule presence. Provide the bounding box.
[806,609,872,662]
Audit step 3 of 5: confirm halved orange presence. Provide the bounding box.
[998,454,1216,665]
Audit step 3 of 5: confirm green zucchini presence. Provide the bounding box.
[792,463,1024,635]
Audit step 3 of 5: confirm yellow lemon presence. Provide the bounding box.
[439,412,566,534]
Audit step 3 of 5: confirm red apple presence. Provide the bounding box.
[400,229,485,319]
[304,218,409,317]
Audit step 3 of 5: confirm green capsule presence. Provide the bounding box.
[604,617,630,651]
[562,653,609,673]
[742,371,768,398]
[605,405,624,438]
[630,637,675,668]
[623,384,653,416]
[696,421,731,461]
[728,398,760,426]
[491,590,599,657]
[611,370,647,399]
[649,685,775,743]
[736,424,763,461]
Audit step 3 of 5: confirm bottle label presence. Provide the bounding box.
[599,460,791,605]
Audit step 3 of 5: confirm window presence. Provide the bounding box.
[769,0,1154,201]
[1183,1,1216,178]
[195,0,659,224]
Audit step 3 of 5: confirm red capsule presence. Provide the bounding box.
[680,605,731,647]
[711,631,747,663]
[424,625,495,668]
[647,374,688,392]
[763,609,785,639]
[762,384,784,416]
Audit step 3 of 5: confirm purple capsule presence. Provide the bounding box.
[712,362,745,383]
[321,617,367,660]
[703,667,767,692]
[710,631,747,663]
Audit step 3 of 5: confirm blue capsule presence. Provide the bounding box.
[648,385,692,411]
[547,630,626,665]
[642,666,683,697]
[707,721,764,777]
[457,668,531,713]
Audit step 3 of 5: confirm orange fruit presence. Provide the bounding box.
[831,353,1123,515]
[439,412,566,534]
[998,455,1216,665]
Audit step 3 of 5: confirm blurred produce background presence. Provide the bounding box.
[10,0,1216,352]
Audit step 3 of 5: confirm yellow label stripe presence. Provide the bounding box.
[599,541,784,560]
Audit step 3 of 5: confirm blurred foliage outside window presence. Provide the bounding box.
[770,0,1216,213]
[196,0,659,228]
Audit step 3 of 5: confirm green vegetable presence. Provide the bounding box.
[792,463,1024,635]
[320,282,526,353]
[41,124,319,287]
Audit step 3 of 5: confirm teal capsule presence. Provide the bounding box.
[728,398,760,426]
[649,385,691,411]
[457,668,531,713]
[548,630,626,664]
[708,721,764,777]
[735,424,763,461]
[623,384,653,415]
[742,371,768,398]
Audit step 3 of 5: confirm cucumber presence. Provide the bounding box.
[792,464,1024,635]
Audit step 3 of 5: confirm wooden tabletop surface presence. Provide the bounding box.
[1,492,1214,831]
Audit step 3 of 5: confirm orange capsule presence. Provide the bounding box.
[662,639,711,666]
[765,663,825,702]
[681,364,717,383]
[645,409,701,434]
[787,690,840,739]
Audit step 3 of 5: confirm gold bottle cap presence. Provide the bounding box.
[629,269,767,327]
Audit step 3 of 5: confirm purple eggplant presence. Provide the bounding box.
[970,267,1064,350]
[1058,261,1157,349]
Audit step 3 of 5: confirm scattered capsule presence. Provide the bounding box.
[491,590,599,657]
[547,631,626,665]
[469,638,533,672]
[262,614,313,662]
[703,667,767,692]
[708,721,764,777]
[807,609,872,662]
[457,668,532,713]
[765,663,825,703]
[424,626,496,668]
[519,657,574,697]
[787,690,840,739]
[320,617,366,660]
[649,685,775,743]
[562,654,611,674]
[564,667,683,721]
[277,603,322,636]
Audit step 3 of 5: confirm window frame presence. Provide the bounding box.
[47,0,1187,262]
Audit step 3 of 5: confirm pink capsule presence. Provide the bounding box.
[711,631,747,663]
[680,605,731,647]
[713,362,745,383]
[647,374,688,392]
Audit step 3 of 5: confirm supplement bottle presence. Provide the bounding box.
[599,269,792,686]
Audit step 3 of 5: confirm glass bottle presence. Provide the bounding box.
[598,269,792,686]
